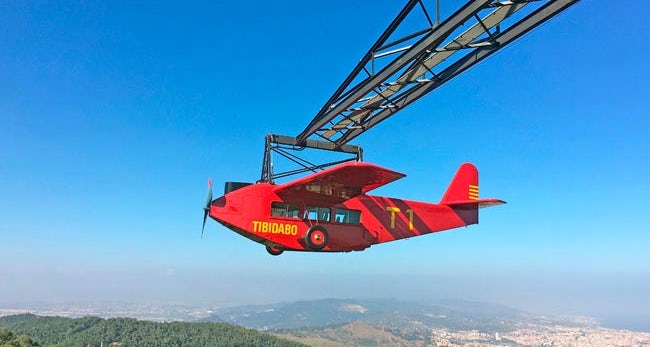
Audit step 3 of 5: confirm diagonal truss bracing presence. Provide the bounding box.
[296,0,579,147]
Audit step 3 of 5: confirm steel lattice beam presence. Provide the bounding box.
[337,0,579,145]
[295,0,580,147]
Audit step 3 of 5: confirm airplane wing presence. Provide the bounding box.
[273,162,405,205]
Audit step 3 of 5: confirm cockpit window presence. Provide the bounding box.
[271,202,300,218]
[305,206,330,222]
[334,208,361,224]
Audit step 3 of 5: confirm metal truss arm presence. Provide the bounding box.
[300,0,422,141]
[296,0,490,145]
[338,0,580,144]
[295,0,580,147]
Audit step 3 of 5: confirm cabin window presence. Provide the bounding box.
[304,206,330,222]
[334,208,361,224]
[270,202,300,218]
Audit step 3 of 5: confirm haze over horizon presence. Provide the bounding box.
[1,0,649,333]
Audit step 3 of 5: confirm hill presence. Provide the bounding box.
[199,298,536,332]
[275,321,419,347]
[0,313,305,347]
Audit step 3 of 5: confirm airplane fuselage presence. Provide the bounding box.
[209,182,477,253]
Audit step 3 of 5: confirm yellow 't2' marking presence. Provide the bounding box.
[385,206,414,230]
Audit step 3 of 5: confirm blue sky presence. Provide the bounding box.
[1,0,649,330]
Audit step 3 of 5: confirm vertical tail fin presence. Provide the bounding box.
[440,163,505,224]
[440,163,479,204]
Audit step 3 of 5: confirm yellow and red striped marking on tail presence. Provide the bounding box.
[469,184,479,200]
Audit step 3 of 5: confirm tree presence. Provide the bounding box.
[0,329,40,347]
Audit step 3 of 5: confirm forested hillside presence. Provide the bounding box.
[1,328,40,347]
[0,314,305,347]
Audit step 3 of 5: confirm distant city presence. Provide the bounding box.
[1,298,649,347]
[0,301,216,322]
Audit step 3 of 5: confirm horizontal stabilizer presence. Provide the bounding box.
[442,198,506,209]
[439,163,505,209]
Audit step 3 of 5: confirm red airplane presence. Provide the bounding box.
[202,161,504,255]
[194,0,583,255]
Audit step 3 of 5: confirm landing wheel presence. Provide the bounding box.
[266,244,284,256]
[305,225,329,250]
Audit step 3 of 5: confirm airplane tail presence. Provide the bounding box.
[440,163,505,224]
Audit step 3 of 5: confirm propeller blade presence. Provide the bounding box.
[204,178,213,208]
[201,178,213,239]
[201,209,209,239]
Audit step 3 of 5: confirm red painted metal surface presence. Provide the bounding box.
[208,162,504,254]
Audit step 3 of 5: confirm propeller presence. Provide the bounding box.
[201,178,213,239]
